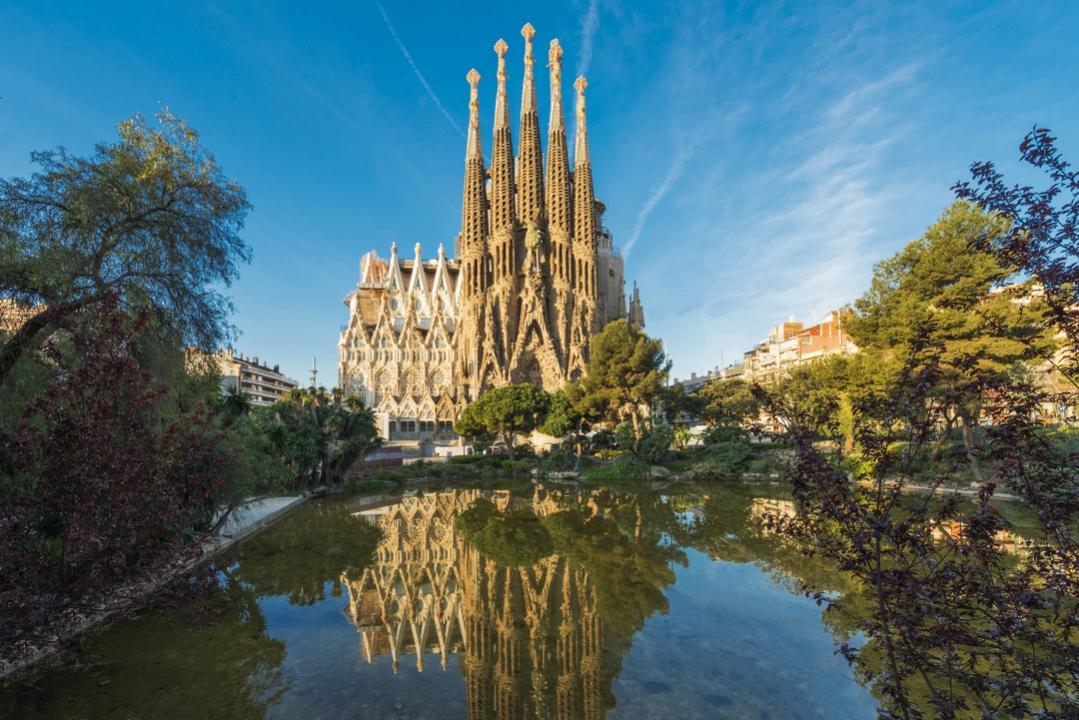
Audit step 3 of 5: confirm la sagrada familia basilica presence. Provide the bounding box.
[338,24,645,441]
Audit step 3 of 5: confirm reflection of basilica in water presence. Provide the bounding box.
[341,489,613,720]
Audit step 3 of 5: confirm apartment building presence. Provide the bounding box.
[193,347,299,406]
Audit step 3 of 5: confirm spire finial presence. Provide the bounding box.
[574,76,590,165]
[548,39,564,131]
[549,38,562,67]
[521,24,537,113]
[494,39,509,129]
[465,69,482,160]
[414,242,422,257]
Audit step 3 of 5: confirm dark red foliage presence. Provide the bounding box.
[0,300,227,641]
[955,126,1079,382]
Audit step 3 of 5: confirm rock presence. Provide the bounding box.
[649,465,672,478]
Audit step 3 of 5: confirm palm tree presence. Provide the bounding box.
[220,385,252,422]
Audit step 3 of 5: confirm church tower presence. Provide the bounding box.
[485,38,517,387]
[516,23,545,230]
[507,24,562,389]
[566,76,600,379]
[545,38,573,363]
[341,22,647,436]
[456,69,491,400]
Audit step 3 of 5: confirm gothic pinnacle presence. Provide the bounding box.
[465,69,482,161]
[574,75,590,167]
[460,68,489,258]
[545,37,572,245]
[493,39,509,130]
[517,22,545,226]
[520,23,536,114]
[489,35,516,234]
[548,39,564,131]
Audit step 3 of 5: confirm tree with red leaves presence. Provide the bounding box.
[0,300,228,640]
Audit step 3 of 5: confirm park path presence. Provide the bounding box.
[216,495,305,538]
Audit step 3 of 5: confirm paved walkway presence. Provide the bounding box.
[216,496,303,538]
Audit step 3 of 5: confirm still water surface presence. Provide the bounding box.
[3,482,878,719]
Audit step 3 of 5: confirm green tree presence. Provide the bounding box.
[659,382,705,424]
[695,378,758,425]
[849,200,1054,481]
[219,384,253,422]
[539,389,580,438]
[260,388,381,488]
[455,384,551,457]
[572,320,669,435]
[0,110,251,386]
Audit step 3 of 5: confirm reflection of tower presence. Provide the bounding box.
[341,489,613,719]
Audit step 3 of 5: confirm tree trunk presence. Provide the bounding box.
[928,410,955,463]
[957,409,988,485]
[0,306,59,385]
[0,295,104,386]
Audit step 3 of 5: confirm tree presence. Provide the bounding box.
[220,384,252,422]
[694,378,758,426]
[659,382,705,425]
[848,200,1054,482]
[455,384,550,457]
[757,194,1078,718]
[259,388,381,488]
[0,110,251,386]
[572,320,669,435]
[539,389,580,438]
[0,303,230,638]
[955,126,1079,543]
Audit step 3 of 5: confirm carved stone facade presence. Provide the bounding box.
[338,245,461,441]
[338,23,645,442]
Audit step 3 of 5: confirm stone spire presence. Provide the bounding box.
[485,39,517,380]
[459,69,489,299]
[564,74,599,378]
[629,281,646,329]
[490,38,516,239]
[572,76,597,305]
[545,40,572,269]
[516,22,545,227]
[545,38,573,355]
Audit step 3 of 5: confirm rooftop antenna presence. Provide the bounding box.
[310,356,318,388]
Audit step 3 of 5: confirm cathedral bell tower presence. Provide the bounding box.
[453,23,604,400]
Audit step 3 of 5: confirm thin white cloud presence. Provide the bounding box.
[376,3,464,137]
[826,61,921,124]
[577,0,600,77]
[623,146,691,258]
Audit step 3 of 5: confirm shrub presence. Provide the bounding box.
[637,423,675,464]
[581,458,651,483]
[589,429,617,451]
[614,421,636,451]
[542,443,579,472]
[0,308,229,636]
[703,422,750,445]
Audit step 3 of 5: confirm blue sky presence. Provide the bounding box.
[2,1,1077,383]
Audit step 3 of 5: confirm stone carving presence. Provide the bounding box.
[337,23,645,437]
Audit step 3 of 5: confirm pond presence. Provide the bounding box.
[2,482,880,719]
